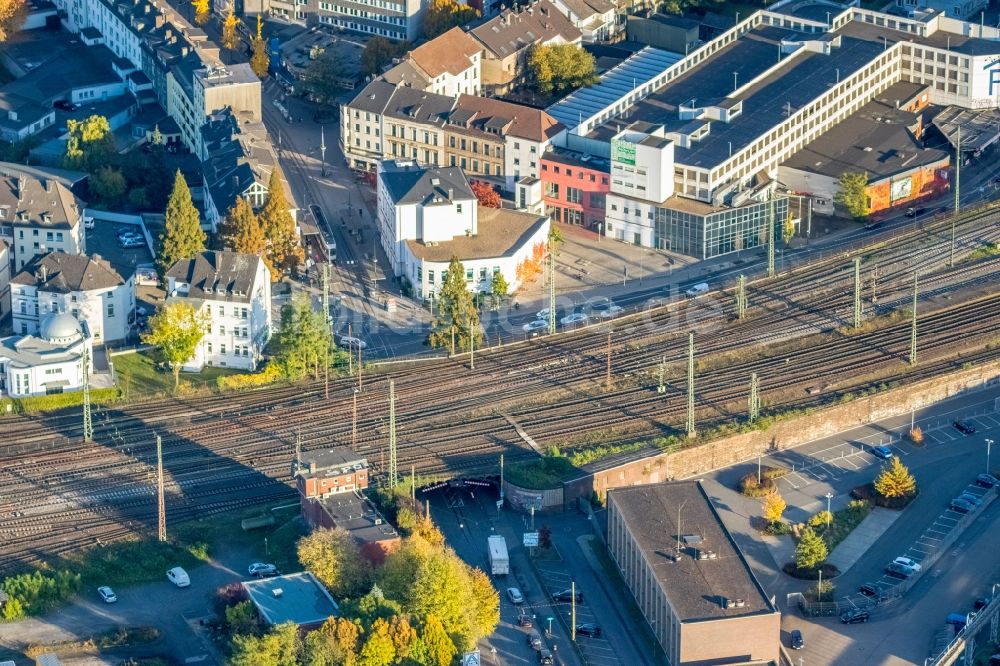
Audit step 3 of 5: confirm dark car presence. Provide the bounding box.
[553,589,583,603]
[526,631,543,651]
[517,612,533,628]
[576,623,602,638]
[790,629,804,649]
[950,498,975,513]
[859,583,879,598]
[54,100,80,111]
[885,563,912,579]
[841,609,871,624]
[538,648,554,665]
[864,222,884,231]
[974,597,992,611]
[976,473,999,488]
[905,207,926,217]
[953,419,977,435]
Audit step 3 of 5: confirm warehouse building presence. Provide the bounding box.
[607,480,780,665]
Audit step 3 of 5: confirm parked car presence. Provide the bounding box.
[559,312,588,328]
[553,589,583,603]
[871,446,894,460]
[790,629,804,649]
[83,216,95,230]
[507,587,524,604]
[535,307,564,322]
[684,282,709,297]
[248,563,279,577]
[976,473,999,488]
[338,335,367,350]
[538,649,554,665]
[885,563,912,579]
[522,319,549,334]
[587,297,622,319]
[859,583,880,598]
[863,221,884,231]
[953,419,977,435]
[526,630,543,650]
[517,612,533,628]
[957,492,982,507]
[576,623,602,638]
[54,100,80,111]
[97,586,117,603]
[905,207,926,217]
[974,597,992,611]
[841,609,870,624]
[950,498,975,513]
[892,556,922,573]
[116,227,138,239]
[166,566,190,587]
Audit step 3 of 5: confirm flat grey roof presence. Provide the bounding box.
[297,448,368,477]
[319,492,399,544]
[609,480,776,623]
[933,105,1000,154]
[242,572,339,627]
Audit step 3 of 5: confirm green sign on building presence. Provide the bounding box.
[612,139,636,166]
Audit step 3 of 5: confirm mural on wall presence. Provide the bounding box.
[867,162,950,212]
[890,177,912,202]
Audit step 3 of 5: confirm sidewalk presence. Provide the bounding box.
[825,507,902,574]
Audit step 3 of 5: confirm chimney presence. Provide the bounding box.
[40,264,47,282]
[45,179,52,193]
[16,177,23,202]
[448,187,454,200]
[309,461,316,473]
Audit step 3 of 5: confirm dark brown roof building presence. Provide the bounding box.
[453,94,563,144]
[11,252,125,293]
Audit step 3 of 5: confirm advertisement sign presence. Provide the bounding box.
[612,139,636,166]
[890,176,912,202]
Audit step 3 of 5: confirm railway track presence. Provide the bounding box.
[0,200,998,570]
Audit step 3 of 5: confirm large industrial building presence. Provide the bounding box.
[543,6,1000,257]
[607,481,780,665]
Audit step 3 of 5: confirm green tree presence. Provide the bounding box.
[835,171,870,220]
[470,179,500,208]
[223,196,267,257]
[0,0,27,42]
[89,166,127,206]
[141,301,209,388]
[128,187,150,209]
[362,36,409,77]
[794,526,828,570]
[422,0,477,39]
[304,48,349,106]
[783,211,795,244]
[250,16,269,79]
[192,0,209,26]
[230,621,301,666]
[528,43,598,96]
[274,294,333,380]
[63,115,115,170]
[427,256,482,354]
[358,617,396,666]
[761,491,786,526]
[489,272,508,311]
[420,614,456,666]
[465,568,500,644]
[377,536,435,604]
[259,169,303,279]
[297,528,372,598]
[158,170,206,274]
[874,456,917,499]
[411,550,472,644]
[350,585,402,627]
[225,600,260,637]
[222,9,240,55]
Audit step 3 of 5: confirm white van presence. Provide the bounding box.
[166,566,190,588]
[684,282,709,297]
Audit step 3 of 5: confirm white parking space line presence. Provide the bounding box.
[923,531,946,538]
[979,415,1000,427]
[781,472,808,489]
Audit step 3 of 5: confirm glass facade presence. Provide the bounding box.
[654,197,789,259]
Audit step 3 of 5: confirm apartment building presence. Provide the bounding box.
[540,148,610,229]
[548,0,619,43]
[469,0,582,94]
[200,110,276,230]
[312,0,426,41]
[607,481,780,665]
[544,8,1000,257]
[0,165,86,272]
[383,27,482,97]
[377,160,550,300]
[293,448,370,499]
[164,250,271,370]
[341,84,564,190]
[10,252,133,343]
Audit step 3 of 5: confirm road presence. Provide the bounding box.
[702,386,1000,665]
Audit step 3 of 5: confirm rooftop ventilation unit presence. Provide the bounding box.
[272,588,284,598]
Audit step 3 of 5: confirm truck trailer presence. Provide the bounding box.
[488,535,509,575]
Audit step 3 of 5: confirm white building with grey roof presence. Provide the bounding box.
[0,163,87,272]
[164,250,271,371]
[0,312,93,397]
[377,160,550,300]
[10,252,134,343]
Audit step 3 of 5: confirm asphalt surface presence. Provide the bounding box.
[702,385,1000,665]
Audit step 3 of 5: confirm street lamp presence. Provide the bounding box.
[986,438,994,474]
[320,126,327,178]
[825,492,834,528]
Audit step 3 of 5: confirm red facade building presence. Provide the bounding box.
[540,148,610,232]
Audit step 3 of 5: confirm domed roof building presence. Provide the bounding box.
[0,312,92,397]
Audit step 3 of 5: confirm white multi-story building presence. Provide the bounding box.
[10,253,134,343]
[313,0,426,41]
[0,164,87,272]
[165,251,271,371]
[548,0,620,42]
[0,312,93,397]
[382,28,482,97]
[377,160,550,300]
